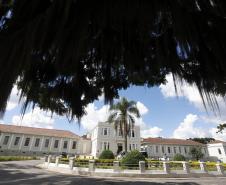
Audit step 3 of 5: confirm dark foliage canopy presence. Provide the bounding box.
[1,0,226,120]
[188,138,215,144]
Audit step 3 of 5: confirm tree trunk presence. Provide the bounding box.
[124,120,127,153]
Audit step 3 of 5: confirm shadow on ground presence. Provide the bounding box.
[0,161,221,185]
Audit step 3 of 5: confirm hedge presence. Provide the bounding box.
[0,156,38,161]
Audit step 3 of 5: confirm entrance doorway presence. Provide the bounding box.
[117,143,123,154]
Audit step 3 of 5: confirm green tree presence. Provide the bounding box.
[189,147,204,161]
[99,150,115,159]
[173,154,186,161]
[121,150,145,167]
[108,97,140,153]
[0,1,226,123]
[188,138,215,144]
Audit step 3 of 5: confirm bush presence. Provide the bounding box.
[99,150,115,159]
[0,156,38,161]
[173,154,186,161]
[121,150,145,167]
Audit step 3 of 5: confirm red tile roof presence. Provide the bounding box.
[142,137,204,146]
[0,124,80,139]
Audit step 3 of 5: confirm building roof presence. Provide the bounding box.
[0,124,80,139]
[142,137,204,146]
[207,140,226,144]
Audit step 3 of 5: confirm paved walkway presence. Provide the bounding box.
[0,160,226,185]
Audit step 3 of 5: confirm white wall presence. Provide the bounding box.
[207,143,226,162]
[142,143,208,160]
[90,122,141,157]
[0,132,83,156]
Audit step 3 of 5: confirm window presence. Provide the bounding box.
[179,147,181,153]
[103,128,108,136]
[162,146,164,153]
[63,141,68,149]
[14,137,20,146]
[44,139,49,148]
[3,136,9,145]
[129,144,132,150]
[131,129,135,137]
[34,138,40,147]
[218,148,222,155]
[103,142,109,150]
[168,147,171,153]
[133,144,136,150]
[184,147,187,154]
[72,141,77,149]
[156,146,159,153]
[174,147,176,153]
[54,140,59,148]
[24,138,30,146]
[118,129,122,136]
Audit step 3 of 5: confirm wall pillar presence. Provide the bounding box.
[199,162,207,173]
[44,155,48,162]
[163,161,170,174]
[182,161,190,174]
[55,156,60,166]
[89,160,95,172]
[113,161,120,172]
[69,157,75,170]
[216,163,224,175]
[139,161,146,173]
[47,155,52,164]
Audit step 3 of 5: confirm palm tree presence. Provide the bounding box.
[108,97,140,153]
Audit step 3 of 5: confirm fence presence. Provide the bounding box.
[44,155,225,175]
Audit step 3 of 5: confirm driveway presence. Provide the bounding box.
[0,160,226,185]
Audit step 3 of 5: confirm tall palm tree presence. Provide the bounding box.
[108,97,140,153]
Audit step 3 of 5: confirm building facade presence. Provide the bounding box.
[141,137,209,160]
[0,124,91,156]
[207,140,226,162]
[90,122,141,157]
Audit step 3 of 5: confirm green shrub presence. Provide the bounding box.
[121,150,145,167]
[0,156,38,161]
[173,154,186,161]
[99,150,115,159]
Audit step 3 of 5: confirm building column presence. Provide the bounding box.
[182,161,190,174]
[216,163,224,175]
[89,160,95,172]
[199,162,207,173]
[18,134,25,151]
[55,156,60,167]
[58,138,63,153]
[29,136,35,152]
[69,157,75,170]
[39,136,45,152]
[7,134,14,150]
[163,161,170,174]
[139,161,145,173]
[113,161,120,172]
[49,137,54,153]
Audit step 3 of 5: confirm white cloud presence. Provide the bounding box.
[160,74,204,110]
[81,100,162,138]
[173,114,206,139]
[6,86,21,111]
[12,107,54,129]
[136,101,149,115]
[141,126,162,138]
[80,104,110,131]
[173,114,226,141]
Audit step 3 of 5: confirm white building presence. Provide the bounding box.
[141,137,209,160]
[207,140,226,162]
[0,124,91,156]
[90,122,140,157]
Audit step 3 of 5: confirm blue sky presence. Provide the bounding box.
[1,74,226,141]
